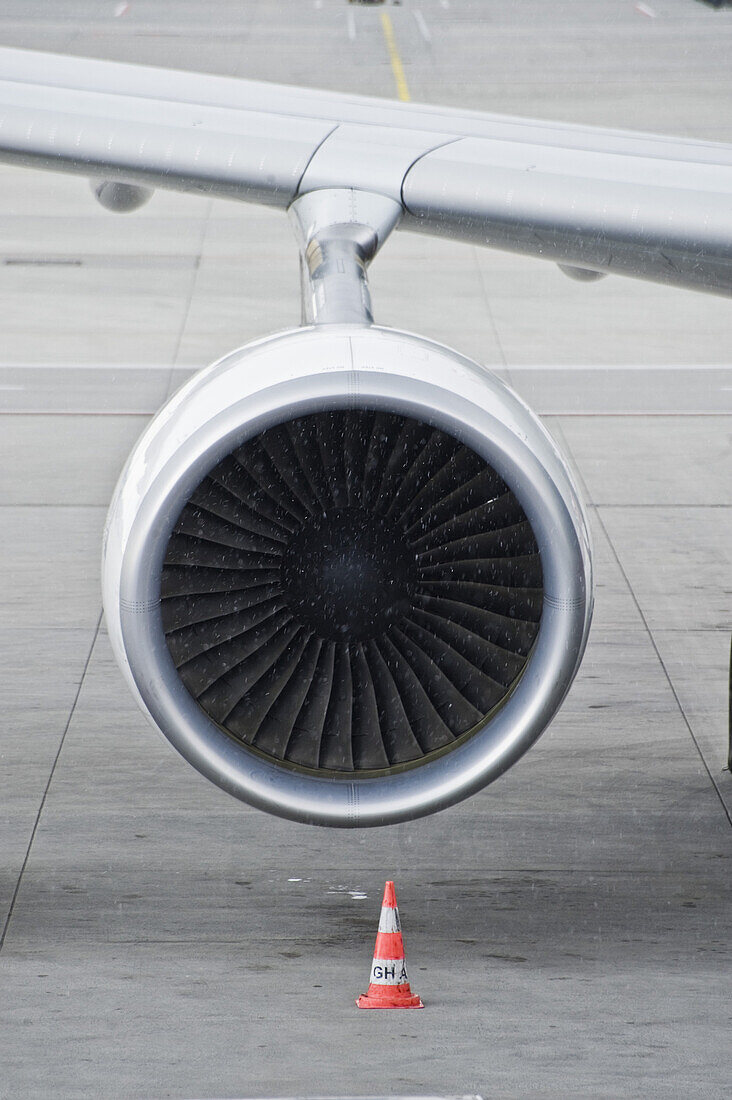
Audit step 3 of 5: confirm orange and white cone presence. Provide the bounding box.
[356,880,423,1009]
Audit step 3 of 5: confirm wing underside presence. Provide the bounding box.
[1,46,731,294]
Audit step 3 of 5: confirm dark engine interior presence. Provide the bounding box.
[160,410,543,776]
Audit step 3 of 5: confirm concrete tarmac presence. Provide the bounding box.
[0,2,730,1098]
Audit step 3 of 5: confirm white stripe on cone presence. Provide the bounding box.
[370,958,410,985]
[378,907,401,934]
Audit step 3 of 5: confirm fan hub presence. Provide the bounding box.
[283,508,417,641]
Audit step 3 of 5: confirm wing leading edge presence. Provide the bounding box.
[1,46,732,295]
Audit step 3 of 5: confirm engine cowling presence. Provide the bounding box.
[103,324,592,826]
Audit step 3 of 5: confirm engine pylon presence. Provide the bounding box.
[356,880,423,1009]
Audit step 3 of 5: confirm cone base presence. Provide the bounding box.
[356,990,424,1010]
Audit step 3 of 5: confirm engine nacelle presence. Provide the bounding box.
[103,324,592,827]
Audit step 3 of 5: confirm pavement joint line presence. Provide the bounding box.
[505,364,732,371]
[1,502,726,511]
[542,411,732,417]
[1,367,726,376]
[4,410,730,418]
[380,10,411,103]
[0,609,105,954]
[589,503,731,509]
[471,247,510,381]
[166,196,214,396]
[0,503,107,509]
[413,10,432,44]
[594,507,732,831]
[33,869,709,881]
[543,417,593,506]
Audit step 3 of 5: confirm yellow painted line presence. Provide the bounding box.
[380,10,411,102]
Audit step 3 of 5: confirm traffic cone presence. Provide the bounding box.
[356,880,423,1009]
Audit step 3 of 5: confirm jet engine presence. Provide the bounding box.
[103,323,592,826]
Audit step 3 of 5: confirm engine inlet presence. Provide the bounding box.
[161,410,544,776]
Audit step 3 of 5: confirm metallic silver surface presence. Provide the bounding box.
[401,138,732,296]
[1,46,732,294]
[557,264,608,283]
[0,47,336,207]
[102,325,592,827]
[289,190,402,325]
[91,180,153,213]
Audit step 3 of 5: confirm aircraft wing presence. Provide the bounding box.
[1,45,732,294]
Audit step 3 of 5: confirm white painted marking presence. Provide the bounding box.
[287,877,302,882]
[347,11,356,41]
[635,2,657,17]
[505,364,730,372]
[0,384,25,391]
[378,906,401,933]
[413,11,432,43]
[350,892,368,900]
[0,362,174,370]
[1,362,728,373]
